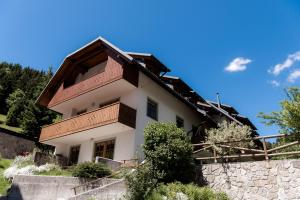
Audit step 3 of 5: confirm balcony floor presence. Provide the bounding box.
[50,78,136,114]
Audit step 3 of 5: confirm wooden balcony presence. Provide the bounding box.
[47,56,138,108]
[39,102,136,142]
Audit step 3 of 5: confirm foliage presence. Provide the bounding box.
[143,122,195,183]
[0,62,58,141]
[125,163,162,200]
[72,162,111,178]
[6,89,26,127]
[3,155,59,179]
[126,122,197,200]
[0,114,22,133]
[146,182,230,200]
[270,138,300,160]
[205,121,254,155]
[34,166,73,176]
[258,87,300,136]
[0,158,12,195]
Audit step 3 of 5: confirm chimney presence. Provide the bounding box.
[216,92,221,108]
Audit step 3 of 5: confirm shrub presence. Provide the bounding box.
[72,162,111,178]
[143,122,195,183]
[147,182,230,200]
[125,163,161,200]
[206,121,254,155]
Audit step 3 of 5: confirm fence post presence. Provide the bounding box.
[262,138,269,160]
[213,147,217,163]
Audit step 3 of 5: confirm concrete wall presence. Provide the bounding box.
[0,129,35,159]
[7,175,87,200]
[201,159,300,200]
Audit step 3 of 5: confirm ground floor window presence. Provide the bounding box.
[69,145,80,165]
[94,139,115,160]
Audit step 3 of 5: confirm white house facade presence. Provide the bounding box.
[37,37,256,165]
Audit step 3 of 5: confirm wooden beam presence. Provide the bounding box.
[268,141,300,153]
[219,144,265,153]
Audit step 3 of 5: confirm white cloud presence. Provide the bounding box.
[225,57,252,72]
[270,51,300,76]
[269,80,280,87]
[287,70,300,83]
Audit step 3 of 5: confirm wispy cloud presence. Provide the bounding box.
[225,57,252,72]
[287,70,300,83]
[269,51,300,76]
[269,80,280,87]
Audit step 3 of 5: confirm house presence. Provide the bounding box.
[36,37,256,164]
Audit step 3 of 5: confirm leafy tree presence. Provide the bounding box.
[205,121,254,154]
[258,87,300,137]
[6,89,26,127]
[143,122,195,183]
[21,101,57,141]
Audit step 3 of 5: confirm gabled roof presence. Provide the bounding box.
[36,37,136,107]
[36,37,211,123]
[36,36,257,132]
[125,52,170,74]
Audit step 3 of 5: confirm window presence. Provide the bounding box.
[147,98,158,120]
[94,139,115,160]
[69,145,80,165]
[176,116,184,128]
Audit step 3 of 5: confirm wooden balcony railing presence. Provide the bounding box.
[39,102,136,142]
[48,56,138,107]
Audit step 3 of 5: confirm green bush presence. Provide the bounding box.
[147,182,230,200]
[143,122,195,183]
[72,162,111,178]
[125,163,161,200]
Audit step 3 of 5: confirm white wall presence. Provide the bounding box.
[54,72,203,162]
[121,72,202,159]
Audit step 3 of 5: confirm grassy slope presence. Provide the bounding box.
[34,168,73,177]
[0,159,12,196]
[0,114,22,133]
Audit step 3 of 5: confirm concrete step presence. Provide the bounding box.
[68,179,126,200]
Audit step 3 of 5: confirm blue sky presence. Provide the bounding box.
[1,0,300,135]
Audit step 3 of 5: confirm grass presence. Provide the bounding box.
[0,114,22,133]
[34,167,73,177]
[0,158,12,196]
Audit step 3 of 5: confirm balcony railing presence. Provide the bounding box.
[48,56,138,107]
[39,102,136,142]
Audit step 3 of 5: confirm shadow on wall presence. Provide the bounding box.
[3,184,23,200]
[195,164,208,186]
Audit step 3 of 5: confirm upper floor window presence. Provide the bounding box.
[176,116,184,128]
[147,98,158,120]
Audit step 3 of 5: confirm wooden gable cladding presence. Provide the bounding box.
[39,102,136,142]
[47,50,138,108]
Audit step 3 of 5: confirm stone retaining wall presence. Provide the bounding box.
[0,129,35,159]
[201,159,300,200]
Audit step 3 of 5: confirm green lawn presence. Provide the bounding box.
[0,159,12,196]
[34,168,73,177]
[0,114,22,133]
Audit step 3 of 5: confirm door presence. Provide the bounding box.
[69,145,80,165]
[94,139,115,160]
